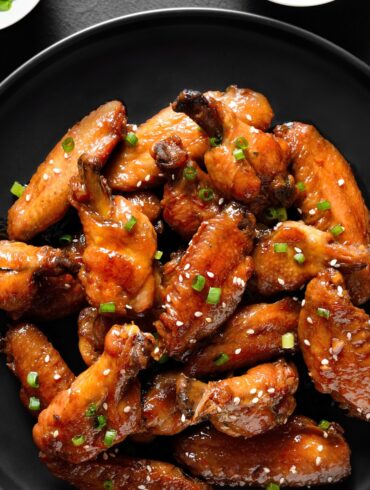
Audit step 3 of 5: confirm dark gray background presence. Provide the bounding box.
[1,0,370,81]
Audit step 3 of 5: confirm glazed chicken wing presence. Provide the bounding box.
[70,155,157,316]
[155,204,255,359]
[8,101,126,241]
[299,269,370,420]
[253,220,368,296]
[78,307,113,366]
[33,324,155,463]
[174,416,351,487]
[275,122,370,304]
[185,297,300,377]
[4,323,75,414]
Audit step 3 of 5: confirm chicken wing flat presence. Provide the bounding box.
[153,135,223,239]
[174,416,351,487]
[78,307,113,366]
[275,122,370,304]
[124,191,162,223]
[155,204,255,359]
[8,101,126,241]
[298,269,370,420]
[253,220,368,296]
[70,155,157,315]
[185,298,300,377]
[106,86,274,192]
[33,324,155,463]
[4,323,75,413]
[44,455,210,490]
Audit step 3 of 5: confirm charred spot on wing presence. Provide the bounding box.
[152,135,188,172]
[271,174,297,208]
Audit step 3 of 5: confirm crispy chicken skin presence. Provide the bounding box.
[275,122,370,304]
[106,86,274,192]
[70,155,157,316]
[299,269,370,420]
[43,455,211,490]
[124,191,162,223]
[153,135,223,239]
[185,298,300,377]
[253,221,368,296]
[175,416,351,487]
[8,101,126,241]
[4,323,75,413]
[155,204,255,359]
[78,307,113,366]
[144,359,298,438]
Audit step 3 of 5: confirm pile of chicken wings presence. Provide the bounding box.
[2,85,370,489]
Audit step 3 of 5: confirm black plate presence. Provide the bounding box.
[0,8,369,490]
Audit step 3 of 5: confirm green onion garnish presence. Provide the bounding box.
[59,234,72,245]
[27,371,39,388]
[296,182,306,192]
[62,137,75,153]
[330,224,345,237]
[154,250,163,260]
[125,132,138,146]
[103,480,114,490]
[233,148,245,161]
[214,352,229,366]
[158,353,169,364]
[209,136,222,147]
[103,429,117,446]
[206,287,221,305]
[273,243,288,253]
[294,252,306,264]
[99,302,116,314]
[265,207,288,222]
[124,216,137,232]
[192,274,206,292]
[10,181,25,198]
[266,484,280,490]
[281,332,295,349]
[183,166,197,180]
[96,415,107,430]
[198,188,214,201]
[234,136,249,150]
[0,0,13,11]
[317,307,330,319]
[85,403,97,417]
[316,200,331,211]
[71,435,85,446]
[28,397,41,411]
[318,419,331,430]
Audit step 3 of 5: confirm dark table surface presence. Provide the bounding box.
[2,0,370,82]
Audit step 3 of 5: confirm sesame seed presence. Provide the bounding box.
[337,286,343,297]
[206,271,215,278]
[166,294,171,303]
[246,114,252,121]
[49,159,54,164]
[138,486,147,490]
[125,304,133,310]
[277,277,285,286]
[317,444,323,452]
[179,274,183,283]
[290,465,297,474]
[309,209,316,215]
[218,198,224,205]
[263,467,270,473]
[185,272,190,279]
[366,413,370,420]
[194,311,203,318]
[267,388,275,394]
[280,478,285,485]
[247,329,255,335]
[176,321,184,327]
[235,348,241,355]
[64,152,69,158]
[217,406,222,413]
[136,180,142,187]
[321,358,329,365]
[53,430,59,438]
[181,414,186,422]
[329,259,337,266]
[258,390,263,398]
[328,477,333,483]
[233,397,240,405]
[307,316,313,324]
[123,406,131,413]
[103,452,108,461]
[337,178,345,186]
[25,194,31,202]
[304,339,311,346]
[250,127,259,134]
[205,317,212,323]
[146,465,152,472]
[184,263,190,270]
[221,302,226,308]
[44,355,50,363]
[323,431,328,438]
[252,397,259,404]
[53,374,61,380]
[103,403,108,410]
[316,456,321,466]
[189,339,197,344]
[103,369,111,376]
[144,174,151,182]
[297,207,302,214]
[301,299,306,306]
[294,247,302,253]
[250,388,257,394]
[53,168,61,174]
[43,173,49,181]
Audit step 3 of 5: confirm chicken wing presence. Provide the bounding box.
[298,269,370,420]
[105,86,274,192]
[185,297,300,377]
[174,416,351,487]
[4,323,75,414]
[70,155,157,316]
[155,204,255,359]
[124,191,162,223]
[275,122,370,304]
[8,101,126,241]
[43,455,210,490]
[152,135,223,239]
[78,307,113,366]
[33,324,155,463]
[253,220,368,296]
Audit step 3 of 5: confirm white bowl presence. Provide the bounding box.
[267,0,335,6]
[0,0,40,30]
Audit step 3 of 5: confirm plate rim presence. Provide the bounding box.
[0,6,369,96]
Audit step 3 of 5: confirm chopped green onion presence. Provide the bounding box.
[198,188,214,201]
[10,181,25,198]
[266,484,280,490]
[59,234,72,245]
[316,200,331,211]
[330,224,345,237]
[85,403,97,417]
[96,415,107,430]
[125,132,138,146]
[317,307,330,319]
[154,250,163,260]
[192,274,206,292]
[273,243,288,253]
[183,166,197,180]
[99,302,116,314]
[214,353,229,366]
[294,252,306,264]
[265,207,287,222]
[103,429,117,446]
[28,397,41,411]
[281,332,295,349]
[318,419,331,430]
[209,136,222,147]
[62,137,75,153]
[233,148,245,161]
[158,353,169,364]
[103,480,114,490]
[296,181,306,192]
[0,0,13,11]
[124,216,137,232]
[71,435,85,446]
[234,136,249,150]
[27,371,39,388]
[206,287,221,305]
